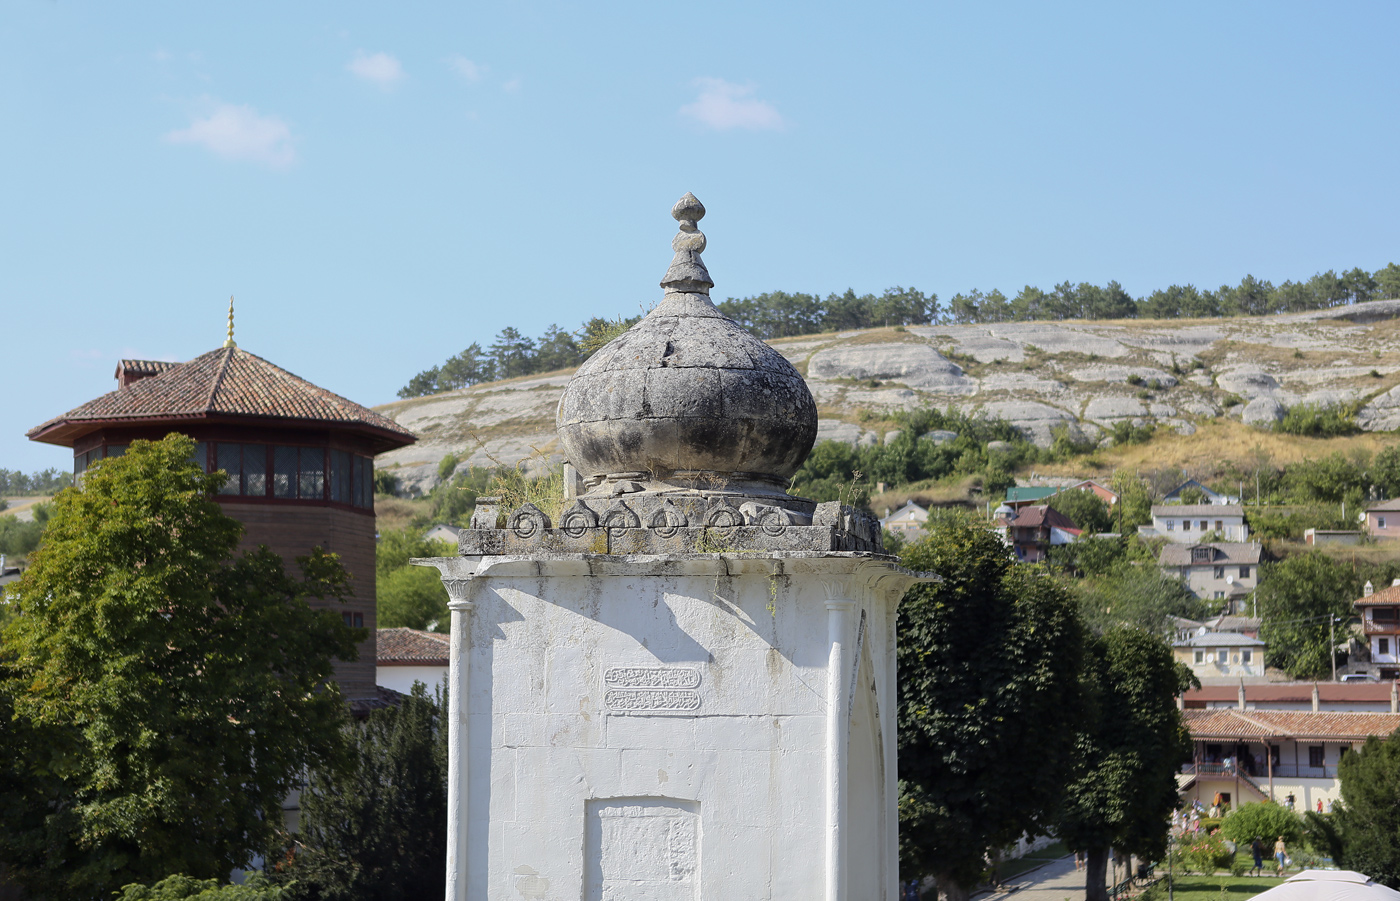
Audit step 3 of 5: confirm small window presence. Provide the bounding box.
[1215,520,1223,531]
[190,441,209,473]
[1240,566,1251,579]
[274,446,298,498]
[217,443,242,495]
[1214,591,1225,599]
[1166,520,1176,531]
[1309,746,1325,768]
[1214,566,1225,579]
[107,444,127,457]
[1242,650,1253,665]
[299,447,324,500]
[342,612,364,629]
[1217,649,1228,664]
[1192,547,1212,563]
[1375,608,1397,622]
[1200,520,1209,531]
[1195,650,1205,664]
[1381,638,1391,656]
[1183,520,1192,531]
[1380,516,1388,529]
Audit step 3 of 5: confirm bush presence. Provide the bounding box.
[1181,831,1234,874]
[377,566,450,632]
[372,469,400,497]
[116,873,290,900]
[1278,402,1360,438]
[1219,802,1304,848]
[1109,420,1155,446]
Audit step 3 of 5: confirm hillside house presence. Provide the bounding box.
[1157,542,1260,608]
[1354,580,1400,681]
[1163,479,1239,505]
[423,523,463,544]
[376,627,450,695]
[1363,498,1400,539]
[993,503,1080,562]
[879,501,928,538]
[1178,708,1400,813]
[1140,504,1249,543]
[1173,632,1267,683]
[1005,480,1117,510]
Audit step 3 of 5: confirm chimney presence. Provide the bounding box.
[1177,694,1185,711]
[1238,680,1247,711]
[1312,683,1320,713]
[1393,578,1400,588]
[1365,581,1375,597]
[1392,681,1398,715]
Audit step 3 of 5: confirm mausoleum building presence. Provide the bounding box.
[420,195,933,901]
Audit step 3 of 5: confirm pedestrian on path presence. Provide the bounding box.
[1250,837,1264,877]
[1074,850,1085,871]
[1274,836,1288,874]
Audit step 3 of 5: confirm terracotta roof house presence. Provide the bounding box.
[993,503,1079,563]
[376,627,451,695]
[1179,707,1400,813]
[1354,580,1400,681]
[1182,681,1400,713]
[28,336,416,701]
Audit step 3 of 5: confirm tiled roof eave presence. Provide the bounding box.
[28,409,414,449]
[379,657,451,666]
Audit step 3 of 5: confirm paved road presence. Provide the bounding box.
[976,854,1109,901]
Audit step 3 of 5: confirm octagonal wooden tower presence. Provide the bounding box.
[28,341,416,702]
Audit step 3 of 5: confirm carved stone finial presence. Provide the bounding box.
[661,192,714,293]
[224,296,237,348]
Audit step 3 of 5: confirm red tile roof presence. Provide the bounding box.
[1356,583,1400,606]
[377,627,450,665]
[1003,504,1079,530]
[1185,682,1398,705]
[29,346,415,450]
[1183,708,1400,740]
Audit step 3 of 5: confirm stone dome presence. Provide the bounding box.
[556,194,818,496]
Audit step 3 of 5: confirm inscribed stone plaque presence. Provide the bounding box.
[603,667,701,714]
[585,798,699,901]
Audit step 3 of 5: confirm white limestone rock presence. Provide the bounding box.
[1242,396,1286,427]
[1066,366,1178,387]
[1164,418,1197,436]
[816,419,875,447]
[807,343,977,393]
[1083,397,1148,420]
[1216,366,1282,398]
[1357,385,1400,432]
[922,429,958,444]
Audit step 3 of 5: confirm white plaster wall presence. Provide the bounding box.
[376,664,449,696]
[459,559,900,900]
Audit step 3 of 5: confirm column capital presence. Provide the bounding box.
[824,598,857,612]
[442,578,477,611]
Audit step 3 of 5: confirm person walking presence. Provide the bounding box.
[1250,837,1265,877]
[1074,849,1085,872]
[1274,836,1288,874]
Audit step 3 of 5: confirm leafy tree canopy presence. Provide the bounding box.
[1054,627,1196,901]
[1217,802,1304,847]
[897,522,1084,899]
[1257,551,1361,679]
[115,873,290,901]
[1073,561,1209,635]
[1047,487,1113,534]
[278,683,447,901]
[0,435,361,900]
[1331,730,1400,888]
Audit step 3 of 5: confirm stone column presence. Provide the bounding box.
[825,597,856,901]
[443,578,476,901]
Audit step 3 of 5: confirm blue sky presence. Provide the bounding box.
[3,1,1399,472]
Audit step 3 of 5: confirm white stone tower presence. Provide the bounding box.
[420,194,933,901]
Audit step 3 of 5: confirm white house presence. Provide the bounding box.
[1173,631,1266,684]
[1141,504,1249,543]
[376,627,450,695]
[879,501,928,538]
[1157,542,1260,608]
[423,523,463,545]
[1162,479,1239,505]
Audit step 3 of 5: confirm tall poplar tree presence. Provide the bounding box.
[0,435,360,900]
[897,522,1085,901]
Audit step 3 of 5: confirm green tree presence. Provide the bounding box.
[1110,469,1156,531]
[1217,802,1303,848]
[437,342,494,389]
[897,522,1084,900]
[1374,262,1400,301]
[1257,551,1359,679]
[0,435,359,900]
[377,566,451,632]
[488,326,537,379]
[1074,561,1207,634]
[1054,628,1195,901]
[281,683,447,901]
[1331,730,1400,887]
[1048,487,1113,533]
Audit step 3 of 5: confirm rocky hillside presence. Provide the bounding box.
[374,299,1400,496]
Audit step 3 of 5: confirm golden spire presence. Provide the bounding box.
[224,296,237,348]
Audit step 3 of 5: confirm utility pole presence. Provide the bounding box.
[1331,615,1338,682]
